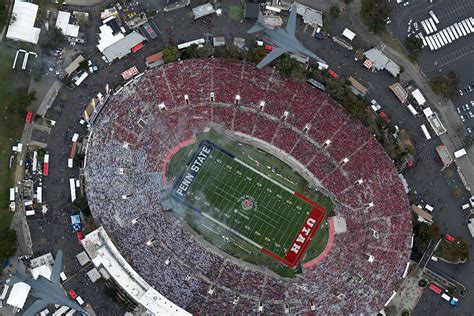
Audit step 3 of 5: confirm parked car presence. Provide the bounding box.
[68,289,78,299]
[77,231,84,244]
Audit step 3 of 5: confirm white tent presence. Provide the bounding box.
[6,282,31,309]
[6,1,41,44]
[411,89,427,105]
[342,28,356,41]
[56,11,80,37]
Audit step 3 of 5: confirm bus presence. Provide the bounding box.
[432,34,442,48]
[461,20,471,34]
[456,23,466,36]
[429,18,438,32]
[466,18,474,32]
[418,33,427,47]
[421,20,431,34]
[450,25,459,39]
[429,10,440,24]
[440,30,450,44]
[425,19,434,34]
[442,29,452,43]
[421,124,432,140]
[446,27,456,41]
[438,31,448,45]
[459,22,468,35]
[177,38,205,50]
[426,36,435,50]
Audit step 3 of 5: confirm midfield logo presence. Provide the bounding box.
[239,195,257,211]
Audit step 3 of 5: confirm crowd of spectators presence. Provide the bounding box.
[84,59,412,314]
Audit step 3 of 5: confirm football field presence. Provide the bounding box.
[172,141,326,267]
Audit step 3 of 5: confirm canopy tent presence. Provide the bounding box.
[6,1,41,44]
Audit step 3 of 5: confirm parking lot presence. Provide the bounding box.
[386,0,474,80]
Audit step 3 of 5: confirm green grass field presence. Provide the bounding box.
[173,143,317,262]
[167,130,333,275]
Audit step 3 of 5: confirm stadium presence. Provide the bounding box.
[84,58,412,314]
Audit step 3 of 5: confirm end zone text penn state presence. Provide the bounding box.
[173,143,213,198]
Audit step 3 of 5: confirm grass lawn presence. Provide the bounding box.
[228,5,244,22]
[167,130,333,276]
[0,49,30,233]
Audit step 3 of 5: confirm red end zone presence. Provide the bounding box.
[262,192,326,268]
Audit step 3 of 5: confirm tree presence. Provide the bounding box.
[0,228,17,260]
[73,195,92,217]
[360,0,389,33]
[406,36,423,51]
[181,44,199,59]
[428,70,460,99]
[162,45,181,63]
[329,6,341,18]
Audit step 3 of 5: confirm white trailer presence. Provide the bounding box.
[450,25,459,39]
[429,10,440,24]
[430,35,439,50]
[421,20,431,34]
[429,18,438,32]
[461,20,471,34]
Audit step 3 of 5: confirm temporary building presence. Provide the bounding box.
[342,28,356,41]
[6,282,31,309]
[412,89,427,105]
[56,11,80,37]
[6,1,41,44]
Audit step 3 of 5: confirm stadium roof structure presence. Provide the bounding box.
[102,31,145,63]
[56,11,80,38]
[364,48,400,77]
[82,227,190,315]
[84,59,412,314]
[6,1,41,44]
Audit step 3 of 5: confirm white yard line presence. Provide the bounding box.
[234,158,294,194]
[202,212,263,249]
